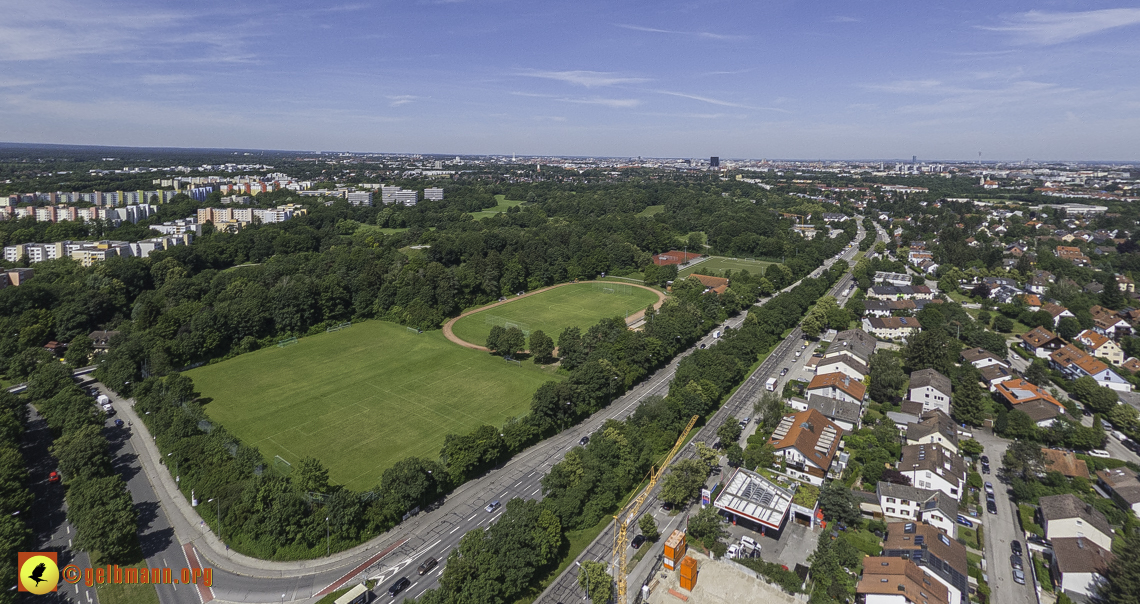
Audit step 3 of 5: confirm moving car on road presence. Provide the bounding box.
[418,558,438,575]
[485,500,501,513]
[579,436,590,446]
[388,577,411,597]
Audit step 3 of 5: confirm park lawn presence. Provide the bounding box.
[450,283,660,348]
[470,194,526,220]
[189,321,559,490]
[637,205,664,217]
[678,256,776,278]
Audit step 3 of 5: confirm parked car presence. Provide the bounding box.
[780,368,789,376]
[726,544,740,558]
[984,482,994,495]
[982,462,991,474]
[631,535,646,549]
[1010,555,1023,571]
[417,558,438,575]
[388,577,411,597]
[114,419,124,427]
[1011,540,1022,556]
[579,436,590,446]
[1088,449,1111,458]
[987,500,997,514]
[1013,569,1026,585]
[980,455,989,464]
[956,515,973,528]
[1027,535,1051,547]
[48,471,60,483]
[485,500,501,513]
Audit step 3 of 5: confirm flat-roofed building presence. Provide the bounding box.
[712,467,793,537]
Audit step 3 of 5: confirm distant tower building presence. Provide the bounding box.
[912,155,917,164]
[710,156,720,168]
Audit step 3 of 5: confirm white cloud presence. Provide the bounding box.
[652,90,789,112]
[615,24,745,41]
[387,95,424,107]
[561,97,642,108]
[517,70,650,88]
[981,8,1140,45]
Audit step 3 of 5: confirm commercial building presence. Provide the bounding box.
[346,191,373,207]
[712,467,793,537]
[423,187,444,201]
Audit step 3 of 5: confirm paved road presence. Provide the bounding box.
[94,386,207,604]
[538,224,870,603]
[974,430,1038,604]
[24,407,100,604]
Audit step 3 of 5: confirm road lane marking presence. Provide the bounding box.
[532,487,541,495]
[450,526,461,534]
[425,539,440,551]
[513,480,522,487]
[467,513,477,521]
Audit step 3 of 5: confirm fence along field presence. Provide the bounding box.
[188,321,556,490]
[449,282,661,348]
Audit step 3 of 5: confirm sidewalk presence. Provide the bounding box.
[112,388,412,578]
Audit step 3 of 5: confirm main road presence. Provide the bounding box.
[93,221,872,604]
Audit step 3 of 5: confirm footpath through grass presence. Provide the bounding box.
[451,283,660,347]
[190,321,558,489]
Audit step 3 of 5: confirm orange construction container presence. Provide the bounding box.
[679,574,695,591]
[679,556,698,579]
[664,530,687,563]
[664,557,675,570]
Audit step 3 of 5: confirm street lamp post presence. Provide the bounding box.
[326,517,330,557]
[575,561,589,602]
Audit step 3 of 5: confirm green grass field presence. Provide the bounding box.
[636,205,664,217]
[450,283,660,347]
[188,322,558,489]
[678,256,776,277]
[470,194,526,220]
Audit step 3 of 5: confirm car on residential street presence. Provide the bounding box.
[1013,569,1026,585]
[981,462,990,474]
[956,515,973,528]
[987,500,997,514]
[1011,540,1022,556]
[631,535,646,549]
[579,436,590,446]
[984,482,994,495]
[980,455,989,464]
[1010,555,1023,571]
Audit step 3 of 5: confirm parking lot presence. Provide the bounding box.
[722,517,816,570]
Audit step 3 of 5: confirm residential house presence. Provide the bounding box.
[1040,450,1090,480]
[864,316,923,341]
[87,330,119,352]
[1055,245,1091,267]
[1117,274,1135,293]
[1039,493,1113,551]
[959,347,1008,371]
[1041,302,1076,327]
[686,274,729,295]
[857,557,949,604]
[898,443,966,501]
[979,364,1016,391]
[1123,357,1140,374]
[865,299,918,317]
[806,372,867,404]
[877,483,958,538]
[804,394,863,432]
[1020,326,1067,359]
[1051,537,1114,601]
[1090,305,1135,340]
[1050,344,1132,392]
[1075,329,1124,365]
[768,409,843,486]
[1018,399,1064,427]
[994,378,1066,411]
[1017,293,1043,310]
[825,328,878,366]
[907,369,952,416]
[875,271,912,287]
[882,521,969,604]
[816,355,869,381]
[905,410,959,455]
[1096,467,1140,516]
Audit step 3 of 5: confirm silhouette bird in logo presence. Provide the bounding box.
[28,562,47,586]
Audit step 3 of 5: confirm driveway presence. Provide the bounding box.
[973,430,1037,604]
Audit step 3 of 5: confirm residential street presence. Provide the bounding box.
[974,429,1038,604]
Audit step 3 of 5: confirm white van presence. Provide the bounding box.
[714,330,722,339]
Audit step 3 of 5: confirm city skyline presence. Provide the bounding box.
[1,1,1139,160]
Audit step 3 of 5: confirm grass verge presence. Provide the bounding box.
[93,562,159,604]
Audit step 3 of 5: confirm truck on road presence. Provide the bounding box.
[765,377,778,391]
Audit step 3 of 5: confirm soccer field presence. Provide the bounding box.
[187,321,557,489]
[678,256,776,277]
[449,283,662,347]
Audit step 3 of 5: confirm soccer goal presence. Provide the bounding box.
[277,337,298,348]
[326,322,352,333]
[594,282,632,295]
[273,455,293,476]
[483,315,530,337]
[406,326,424,334]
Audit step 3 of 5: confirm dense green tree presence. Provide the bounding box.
[725,444,744,468]
[959,438,984,458]
[686,504,728,557]
[1095,527,1140,604]
[1000,440,1046,483]
[577,560,614,604]
[951,367,987,427]
[717,416,742,446]
[1069,376,1120,414]
[485,325,505,355]
[500,327,525,357]
[818,481,860,527]
[638,513,659,542]
[868,350,906,404]
[993,314,1014,333]
[557,327,586,370]
[1057,316,1082,341]
[528,330,554,363]
[1002,410,1037,440]
[295,457,331,494]
[67,475,140,564]
[49,424,112,482]
[659,458,709,507]
[64,332,95,367]
[1024,359,1052,386]
[903,328,959,375]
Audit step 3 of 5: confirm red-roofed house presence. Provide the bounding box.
[768,408,843,486]
[1050,345,1132,392]
[1075,329,1124,365]
[806,371,867,403]
[994,378,1065,411]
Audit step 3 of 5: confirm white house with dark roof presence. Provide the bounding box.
[1051,537,1114,601]
[816,355,869,381]
[1038,493,1114,551]
[877,482,958,538]
[898,443,966,501]
[907,369,952,416]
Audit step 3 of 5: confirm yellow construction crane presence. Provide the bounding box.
[611,415,699,604]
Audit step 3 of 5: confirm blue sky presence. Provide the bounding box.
[1,0,1138,160]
